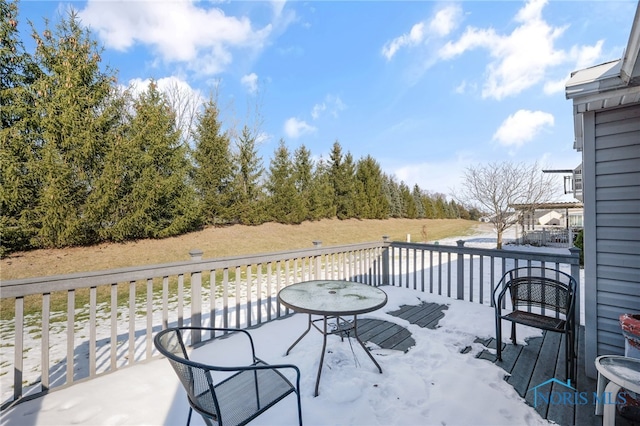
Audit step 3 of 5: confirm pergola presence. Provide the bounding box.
[510,201,584,231]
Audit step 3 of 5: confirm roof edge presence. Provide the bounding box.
[620,2,640,84]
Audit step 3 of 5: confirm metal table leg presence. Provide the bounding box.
[353,316,383,373]
[285,314,312,355]
[313,315,329,397]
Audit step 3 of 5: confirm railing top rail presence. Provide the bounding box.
[1,240,387,298]
[389,241,580,265]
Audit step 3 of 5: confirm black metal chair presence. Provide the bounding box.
[154,327,303,426]
[493,267,577,381]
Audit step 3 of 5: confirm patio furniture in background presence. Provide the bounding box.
[494,267,577,381]
[278,280,387,396]
[154,327,302,426]
[595,355,640,426]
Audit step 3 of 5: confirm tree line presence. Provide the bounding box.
[1,4,479,256]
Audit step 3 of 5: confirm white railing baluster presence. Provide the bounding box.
[209,270,215,335]
[235,266,241,328]
[110,283,117,371]
[178,274,184,327]
[146,279,153,358]
[89,286,97,377]
[67,290,75,385]
[14,297,24,400]
[42,293,50,391]
[162,277,168,329]
[128,281,135,365]
[223,268,229,329]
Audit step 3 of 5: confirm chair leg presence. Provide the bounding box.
[496,318,502,361]
[296,392,303,426]
[510,322,517,345]
[565,329,576,383]
[565,333,570,382]
[186,407,193,426]
[571,328,577,382]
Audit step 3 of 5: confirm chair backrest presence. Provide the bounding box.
[155,328,221,421]
[501,267,576,318]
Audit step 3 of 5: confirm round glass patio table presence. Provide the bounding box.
[278,280,388,396]
[595,355,640,426]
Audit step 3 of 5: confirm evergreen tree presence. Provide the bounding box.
[308,157,335,220]
[399,182,417,218]
[328,141,356,219]
[434,195,447,219]
[292,144,313,221]
[340,153,358,218]
[86,81,198,240]
[231,125,264,225]
[448,200,460,219]
[384,174,403,218]
[192,95,234,225]
[0,0,41,254]
[412,184,426,218]
[265,140,304,224]
[29,10,122,247]
[355,155,389,219]
[468,206,482,221]
[422,193,437,219]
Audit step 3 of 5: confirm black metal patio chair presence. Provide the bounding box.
[493,266,577,381]
[154,326,303,426]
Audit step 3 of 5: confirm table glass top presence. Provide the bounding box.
[597,356,640,391]
[278,280,387,315]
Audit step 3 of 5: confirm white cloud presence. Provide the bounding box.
[311,95,346,120]
[381,4,462,60]
[429,5,463,37]
[311,103,326,120]
[454,80,467,94]
[382,22,425,60]
[543,76,569,95]
[571,39,605,70]
[283,117,317,139]
[127,76,202,100]
[493,110,554,147]
[241,73,259,94]
[439,0,570,100]
[78,1,272,75]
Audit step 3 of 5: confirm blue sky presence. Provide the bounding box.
[17,0,638,195]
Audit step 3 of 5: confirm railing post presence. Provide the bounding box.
[569,246,581,326]
[381,236,390,285]
[456,240,465,300]
[313,241,322,280]
[189,249,203,344]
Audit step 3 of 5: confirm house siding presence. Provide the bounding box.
[593,104,640,368]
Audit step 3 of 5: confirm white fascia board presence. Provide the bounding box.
[620,4,640,84]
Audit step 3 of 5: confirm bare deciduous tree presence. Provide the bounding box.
[454,161,557,249]
[162,78,203,147]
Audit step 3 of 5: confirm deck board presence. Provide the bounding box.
[355,301,636,426]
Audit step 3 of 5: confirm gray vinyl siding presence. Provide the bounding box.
[593,103,640,363]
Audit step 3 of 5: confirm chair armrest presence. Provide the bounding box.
[179,326,259,359]
[493,273,511,313]
[205,359,300,376]
[247,361,302,391]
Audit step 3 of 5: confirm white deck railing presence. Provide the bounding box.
[0,239,580,409]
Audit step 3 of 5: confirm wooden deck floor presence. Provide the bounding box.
[356,302,636,426]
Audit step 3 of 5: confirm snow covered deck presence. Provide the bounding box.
[2,285,629,426]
